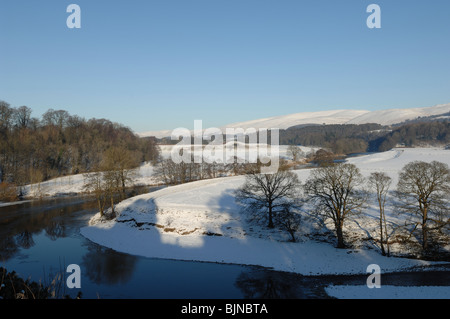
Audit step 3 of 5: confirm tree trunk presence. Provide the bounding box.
[379,202,386,256]
[110,194,115,216]
[268,203,274,228]
[422,207,428,251]
[336,221,345,248]
[383,209,390,257]
[120,170,126,199]
[98,198,103,217]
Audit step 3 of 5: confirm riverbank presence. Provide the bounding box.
[2,197,448,299]
[80,181,449,277]
[81,214,448,276]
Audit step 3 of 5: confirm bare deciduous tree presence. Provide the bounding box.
[395,161,450,252]
[287,145,303,162]
[154,156,200,186]
[235,170,301,229]
[274,204,302,242]
[13,106,32,129]
[83,171,107,217]
[101,146,140,198]
[368,172,392,256]
[304,163,367,248]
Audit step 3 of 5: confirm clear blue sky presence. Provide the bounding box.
[1,0,450,133]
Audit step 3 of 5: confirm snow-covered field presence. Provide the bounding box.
[346,147,450,185]
[80,147,450,284]
[22,144,315,198]
[22,163,158,198]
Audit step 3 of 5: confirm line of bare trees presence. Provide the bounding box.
[235,160,450,258]
[83,147,141,218]
[153,152,265,186]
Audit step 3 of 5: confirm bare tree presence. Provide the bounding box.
[101,146,140,198]
[153,152,204,186]
[368,172,392,256]
[304,163,367,248]
[0,100,13,132]
[395,161,450,252]
[13,106,32,129]
[287,145,303,162]
[83,171,107,217]
[274,204,302,242]
[235,170,301,229]
[42,109,70,129]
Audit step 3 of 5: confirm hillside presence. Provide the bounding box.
[347,103,450,126]
[81,148,450,278]
[138,103,450,139]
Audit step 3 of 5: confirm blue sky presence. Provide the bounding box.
[1,0,450,133]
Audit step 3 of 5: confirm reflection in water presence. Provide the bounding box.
[237,270,290,298]
[82,244,137,285]
[0,196,98,261]
[45,221,67,241]
[0,236,19,261]
[15,230,35,249]
[236,269,313,299]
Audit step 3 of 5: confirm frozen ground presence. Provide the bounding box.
[81,148,450,281]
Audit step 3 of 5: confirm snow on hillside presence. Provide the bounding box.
[23,162,158,198]
[81,147,450,277]
[22,144,316,198]
[138,103,450,138]
[220,109,369,131]
[138,110,369,138]
[160,143,318,163]
[346,103,450,126]
[346,147,450,185]
[138,110,368,139]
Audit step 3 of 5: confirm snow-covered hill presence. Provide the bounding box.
[81,147,450,279]
[347,103,450,126]
[139,103,450,139]
[219,109,369,131]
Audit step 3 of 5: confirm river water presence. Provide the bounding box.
[0,195,448,299]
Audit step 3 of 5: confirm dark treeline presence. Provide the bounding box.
[371,120,450,151]
[157,120,450,155]
[280,123,385,154]
[280,121,450,154]
[0,100,159,191]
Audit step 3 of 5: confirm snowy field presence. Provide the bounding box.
[80,147,450,284]
[22,144,315,198]
[22,162,158,198]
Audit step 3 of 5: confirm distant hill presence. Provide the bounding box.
[346,103,450,126]
[139,103,450,139]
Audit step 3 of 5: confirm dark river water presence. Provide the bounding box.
[0,195,449,299]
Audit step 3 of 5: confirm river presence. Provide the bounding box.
[0,195,448,299]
